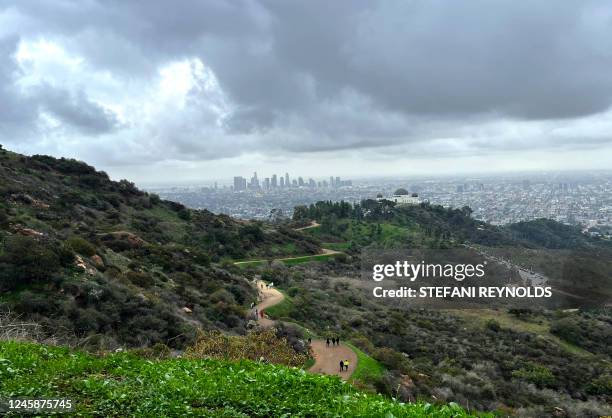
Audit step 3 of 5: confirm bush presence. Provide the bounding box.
[0,209,8,228]
[185,329,308,367]
[66,236,97,257]
[485,319,501,332]
[124,271,155,288]
[512,363,555,388]
[0,236,61,290]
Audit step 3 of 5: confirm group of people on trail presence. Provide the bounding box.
[325,337,341,347]
[339,359,350,372]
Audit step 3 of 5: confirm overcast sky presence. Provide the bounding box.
[1,1,612,184]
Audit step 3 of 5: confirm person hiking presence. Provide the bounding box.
[337,337,340,345]
[260,309,264,318]
[339,360,344,372]
[344,359,349,371]
[308,337,311,345]
[331,338,335,347]
[326,338,330,347]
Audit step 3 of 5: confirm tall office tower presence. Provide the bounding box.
[292,179,297,187]
[271,174,278,188]
[322,180,328,188]
[335,177,341,187]
[285,173,290,188]
[264,177,270,190]
[298,177,304,187]
[234,176,244,192]
[250,172,259,189]
[233,176,247,191]
[329,176,334,187]
[280,177,285,188]
[308,178,315,187]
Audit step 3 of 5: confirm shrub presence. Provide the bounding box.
[512,363,555,388]
[0,236,61,290]
[0,209,8,228]
[485,319,501,332]
[124,271,155,288]
[185,329,308,367]
[66,236,97,257]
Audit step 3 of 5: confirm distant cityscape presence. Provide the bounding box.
[232,172,352,191]
[145,171,612,236]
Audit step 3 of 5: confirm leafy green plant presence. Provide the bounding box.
[0,341,484,417]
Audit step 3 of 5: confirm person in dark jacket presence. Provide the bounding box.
[339,360,344,372]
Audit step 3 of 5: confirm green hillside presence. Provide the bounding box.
[0,147,319,349]
[0,341,482,417]
[294,199,611,250]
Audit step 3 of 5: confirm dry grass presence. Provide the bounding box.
[185,328,308,367]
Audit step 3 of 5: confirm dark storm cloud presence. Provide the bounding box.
[0,31,118,141]
[1,0,612,158]
[35,84,120,135]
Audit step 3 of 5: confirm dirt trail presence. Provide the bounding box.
[234,249,339,266]
[253,280,357,380]
[234,221,342,266]
[294,221,321,231]
[309,340,357,379]
[253,281,284,328]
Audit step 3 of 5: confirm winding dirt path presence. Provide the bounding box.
[253,280,357,380]
[253,281,284,328]
[234,221,343,266]
[234,248,341,266]
[294,221,321,231]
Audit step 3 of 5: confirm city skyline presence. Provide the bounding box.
[149,171,612,234]
[232,171,351,191]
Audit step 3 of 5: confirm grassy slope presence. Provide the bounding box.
[345,342,385,382]
[0,341,483,417]
[446,309,594,357]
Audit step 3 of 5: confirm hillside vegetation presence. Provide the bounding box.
[278,200,612,416]
[0,147,319,349]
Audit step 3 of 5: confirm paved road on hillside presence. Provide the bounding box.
[253,280,357,380]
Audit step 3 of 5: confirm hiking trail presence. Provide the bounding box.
[253,280,358,380]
